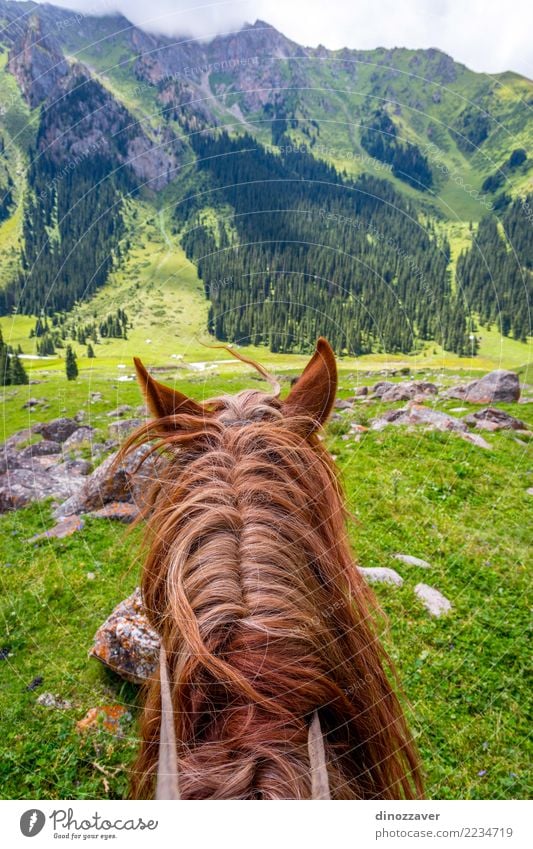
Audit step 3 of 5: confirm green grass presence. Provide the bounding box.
[0,364,531,799]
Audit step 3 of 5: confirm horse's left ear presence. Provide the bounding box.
[282,338,337,432]
[134,358,205,419]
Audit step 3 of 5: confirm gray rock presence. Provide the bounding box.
[107,404,133,418]
[414,583,452,617]
[463,407,527,431]
[89,588,160,684]
[372,381,395,397]
[36,692,73,709]
[34,417,79,443]
[17,440,61,459]
[447,370,520,404]
[22,398,42,409]
[371,404,467,433]
[0,465,86,513]
[334,399,353,411]
[380,385,413,402]
[108,418,142,439]
[53,445,161,519]
[28,515,85,543]
[63,426,95,449]
[380,381,438,403]
[461,433,492,450]
[394,554,431,569]
[358,567,404,587]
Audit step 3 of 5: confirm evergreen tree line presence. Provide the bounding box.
[359,109,433,191]
[175,130,474,355]
[456,196,532,343]
[0,85,131,318]
[0,329,28,386]
[28,309,128,355]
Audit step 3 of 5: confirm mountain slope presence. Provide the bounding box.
[0,1,530,360]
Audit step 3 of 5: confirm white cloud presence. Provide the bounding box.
[34,0,533,77]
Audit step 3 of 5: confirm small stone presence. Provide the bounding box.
[414,583,452,617]
[394,554,431,569]
[88,501,140,524]
[107,405,133,418]
[26,675,44,691]
[461,432,492,450]
[36,692,73,709]
[27,515,84,543]
[358,567,404,587]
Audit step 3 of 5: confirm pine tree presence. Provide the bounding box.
[9,352,29,385]
[65,345,78,381]
[87,343,95,358]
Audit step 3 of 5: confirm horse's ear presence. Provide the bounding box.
[282,338,337,431]
[134,358,205,419]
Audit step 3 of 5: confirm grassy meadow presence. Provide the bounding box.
[0,347,531,799]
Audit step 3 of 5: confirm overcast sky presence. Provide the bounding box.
[34,0,533,78]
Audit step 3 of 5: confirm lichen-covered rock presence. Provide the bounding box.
[89,588,160,684]
[76,704,131,736]
[447,370,520,404]
[89,502,140,523]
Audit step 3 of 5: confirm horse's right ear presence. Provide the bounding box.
[282,338,337,432]
[134,358,205,420]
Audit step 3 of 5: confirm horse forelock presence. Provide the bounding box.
[127,389,424,800]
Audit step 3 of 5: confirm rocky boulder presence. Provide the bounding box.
[463,407,527,431]
[447,370,520,404]
[108,418,142,440]
[0,462,88,513]
[371,404,467,433]
[34,417,80,443]
[372,381,395,397]
[54,445,161,519]
[380,381,438,403]
[89,588,160,684]
[63,426,95,450]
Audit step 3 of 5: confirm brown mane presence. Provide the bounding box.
[122,340,424,799]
